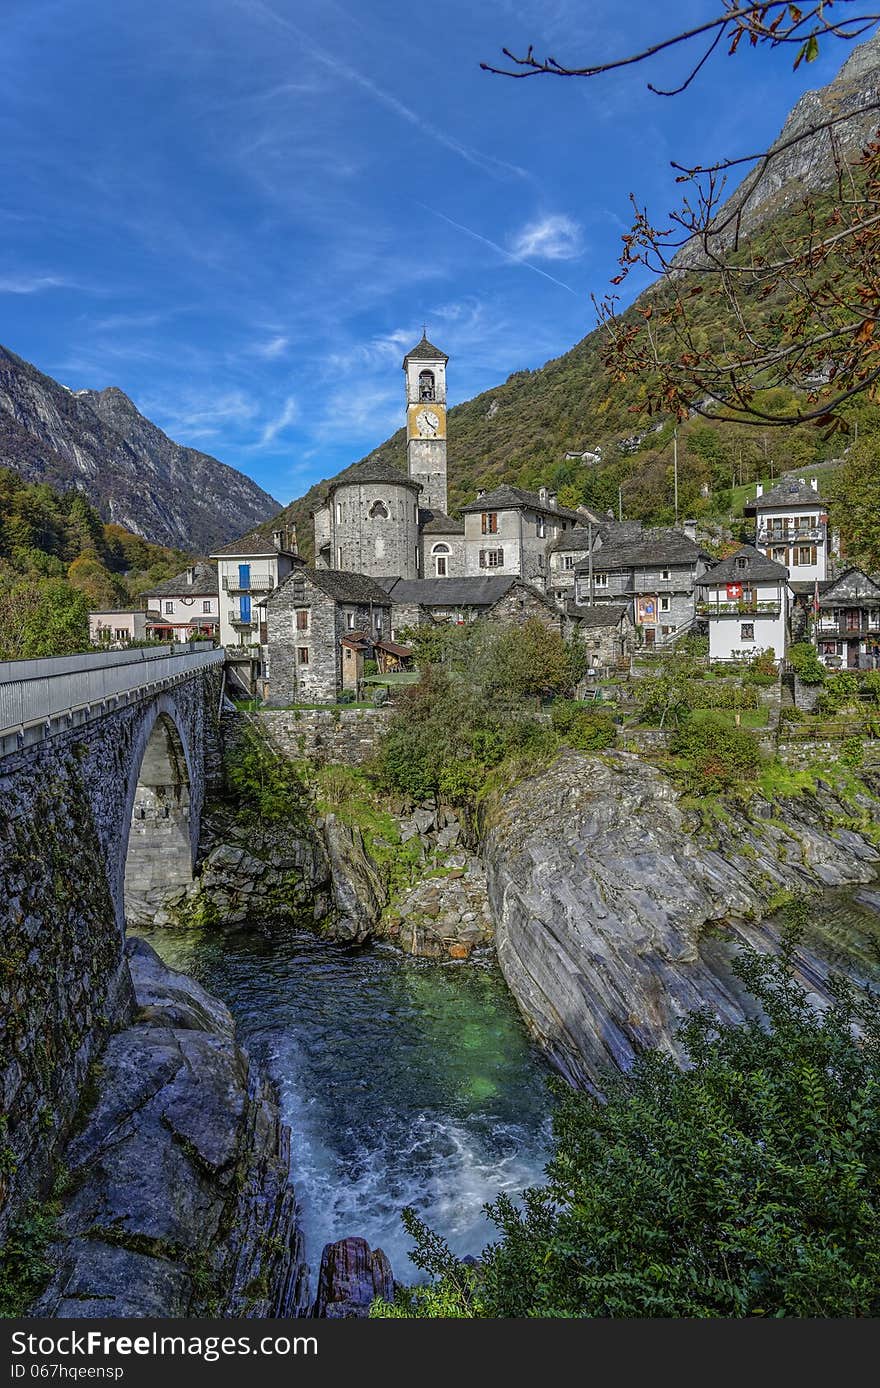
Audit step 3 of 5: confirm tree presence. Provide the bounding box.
[484,3,880,428]
[374,943,880,1318]
[826,433,880,568]
[0,573,89,660]
[491,618,578,702]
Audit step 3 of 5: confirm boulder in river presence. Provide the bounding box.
[314,1236,395,1317]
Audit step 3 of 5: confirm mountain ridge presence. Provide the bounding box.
[0,346,279,553]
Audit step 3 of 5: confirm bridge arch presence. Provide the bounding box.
[118,699,198,927]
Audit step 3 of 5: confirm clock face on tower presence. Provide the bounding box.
[415,408,440,438]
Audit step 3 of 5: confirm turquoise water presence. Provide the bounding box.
[134,925,554,1280]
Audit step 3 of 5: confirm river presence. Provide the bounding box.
[133,924,554,1281]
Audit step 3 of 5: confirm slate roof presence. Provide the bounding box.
[381,575,559,614]
[419,507,464,535]
[402,333,448,365]
[817,566,880,608]
[459,485,581,522]
[302,568,393,604]
[576,528,705,573]
[565,600,629,627]
[211,527,299,559]
[325,456,421,495]
[142,562,218,599]
[745,477,827,511]
[548,526,595,555]
[696,544,789,586]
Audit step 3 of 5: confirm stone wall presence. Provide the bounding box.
[258,706,393,766]
[0,667,222,1237]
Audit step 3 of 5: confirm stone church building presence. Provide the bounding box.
[310,334,598,590]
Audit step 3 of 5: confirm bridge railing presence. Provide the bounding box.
[0,647,225,746]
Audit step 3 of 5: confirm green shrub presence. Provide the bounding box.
[374,948,880,1319]
[669,714,763,792]
[223,722,309,822]
[788,642,827,686]
[840,736,865,769]
[818,671,862,715]
[551,701,617,751]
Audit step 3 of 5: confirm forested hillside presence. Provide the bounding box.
[0,467,188,659]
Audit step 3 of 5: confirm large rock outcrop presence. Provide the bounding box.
[34,938,310,1318]
[482,750,880,1088]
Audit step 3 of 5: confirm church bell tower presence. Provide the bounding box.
[403,332,448,516]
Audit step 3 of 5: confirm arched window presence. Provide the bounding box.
[432,541,451,578]
[419,370,435,402]
[369,499,389,520]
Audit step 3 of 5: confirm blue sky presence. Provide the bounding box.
[0,0,862,504]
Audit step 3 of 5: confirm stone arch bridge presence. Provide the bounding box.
[0,645,225,1235]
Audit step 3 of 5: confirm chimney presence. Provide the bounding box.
[272,528,283,551]
[477,489,486,499]
[683,518,697,542]
[810,477,818,491]
[547,490,558,508]
[186,566,195,586]
[538,485,548,504]
[756,482,763,499]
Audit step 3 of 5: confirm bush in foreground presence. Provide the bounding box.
[373,947,880,1318]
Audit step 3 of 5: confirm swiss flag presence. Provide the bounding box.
[727,583,743,600]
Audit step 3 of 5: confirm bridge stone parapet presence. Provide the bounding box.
[0,649,223,1238]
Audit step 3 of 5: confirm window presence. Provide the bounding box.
[164,600,173,614]
[376,614,384,631]
[114,628,127,641]
[337,547,343,567]
[537,553,544,570]
[661,568,671,581]
[536,515,546,539]
[661,625,676,637]
[297,647,309,665]
[659,596,671,613]
[202,600,212,614]
[295,609,309,631]
[594,572,608,588]
[480,548,504,568]
[418,369,435,401]
[563,555,575,570]
[735,556,748,571]
[435,555,448,576]
[346,612,355,629]
[344,648,352,662]
[481,512,498,535]
[336,502,343,523]
[740,623,755,642]
[369,499,388,519]
[797,545,813,565]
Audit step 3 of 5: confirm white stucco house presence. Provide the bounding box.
[695,545,789,663]
[745,476,829,584]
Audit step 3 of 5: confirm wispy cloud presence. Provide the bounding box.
[251,333,289,360]
[256,394,298,447]
[0,272,69,294]
[235,0,531,182]
[509,213,582,261]
[418,205,580,295]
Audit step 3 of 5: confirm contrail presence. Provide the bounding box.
[417,205,580,295]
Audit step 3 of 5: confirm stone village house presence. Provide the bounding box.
[379,575,564,639]
[573,525,708,648]
[263,568,393,705]
[812,566,880,668]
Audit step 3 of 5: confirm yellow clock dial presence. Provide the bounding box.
[415,408,440,437]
